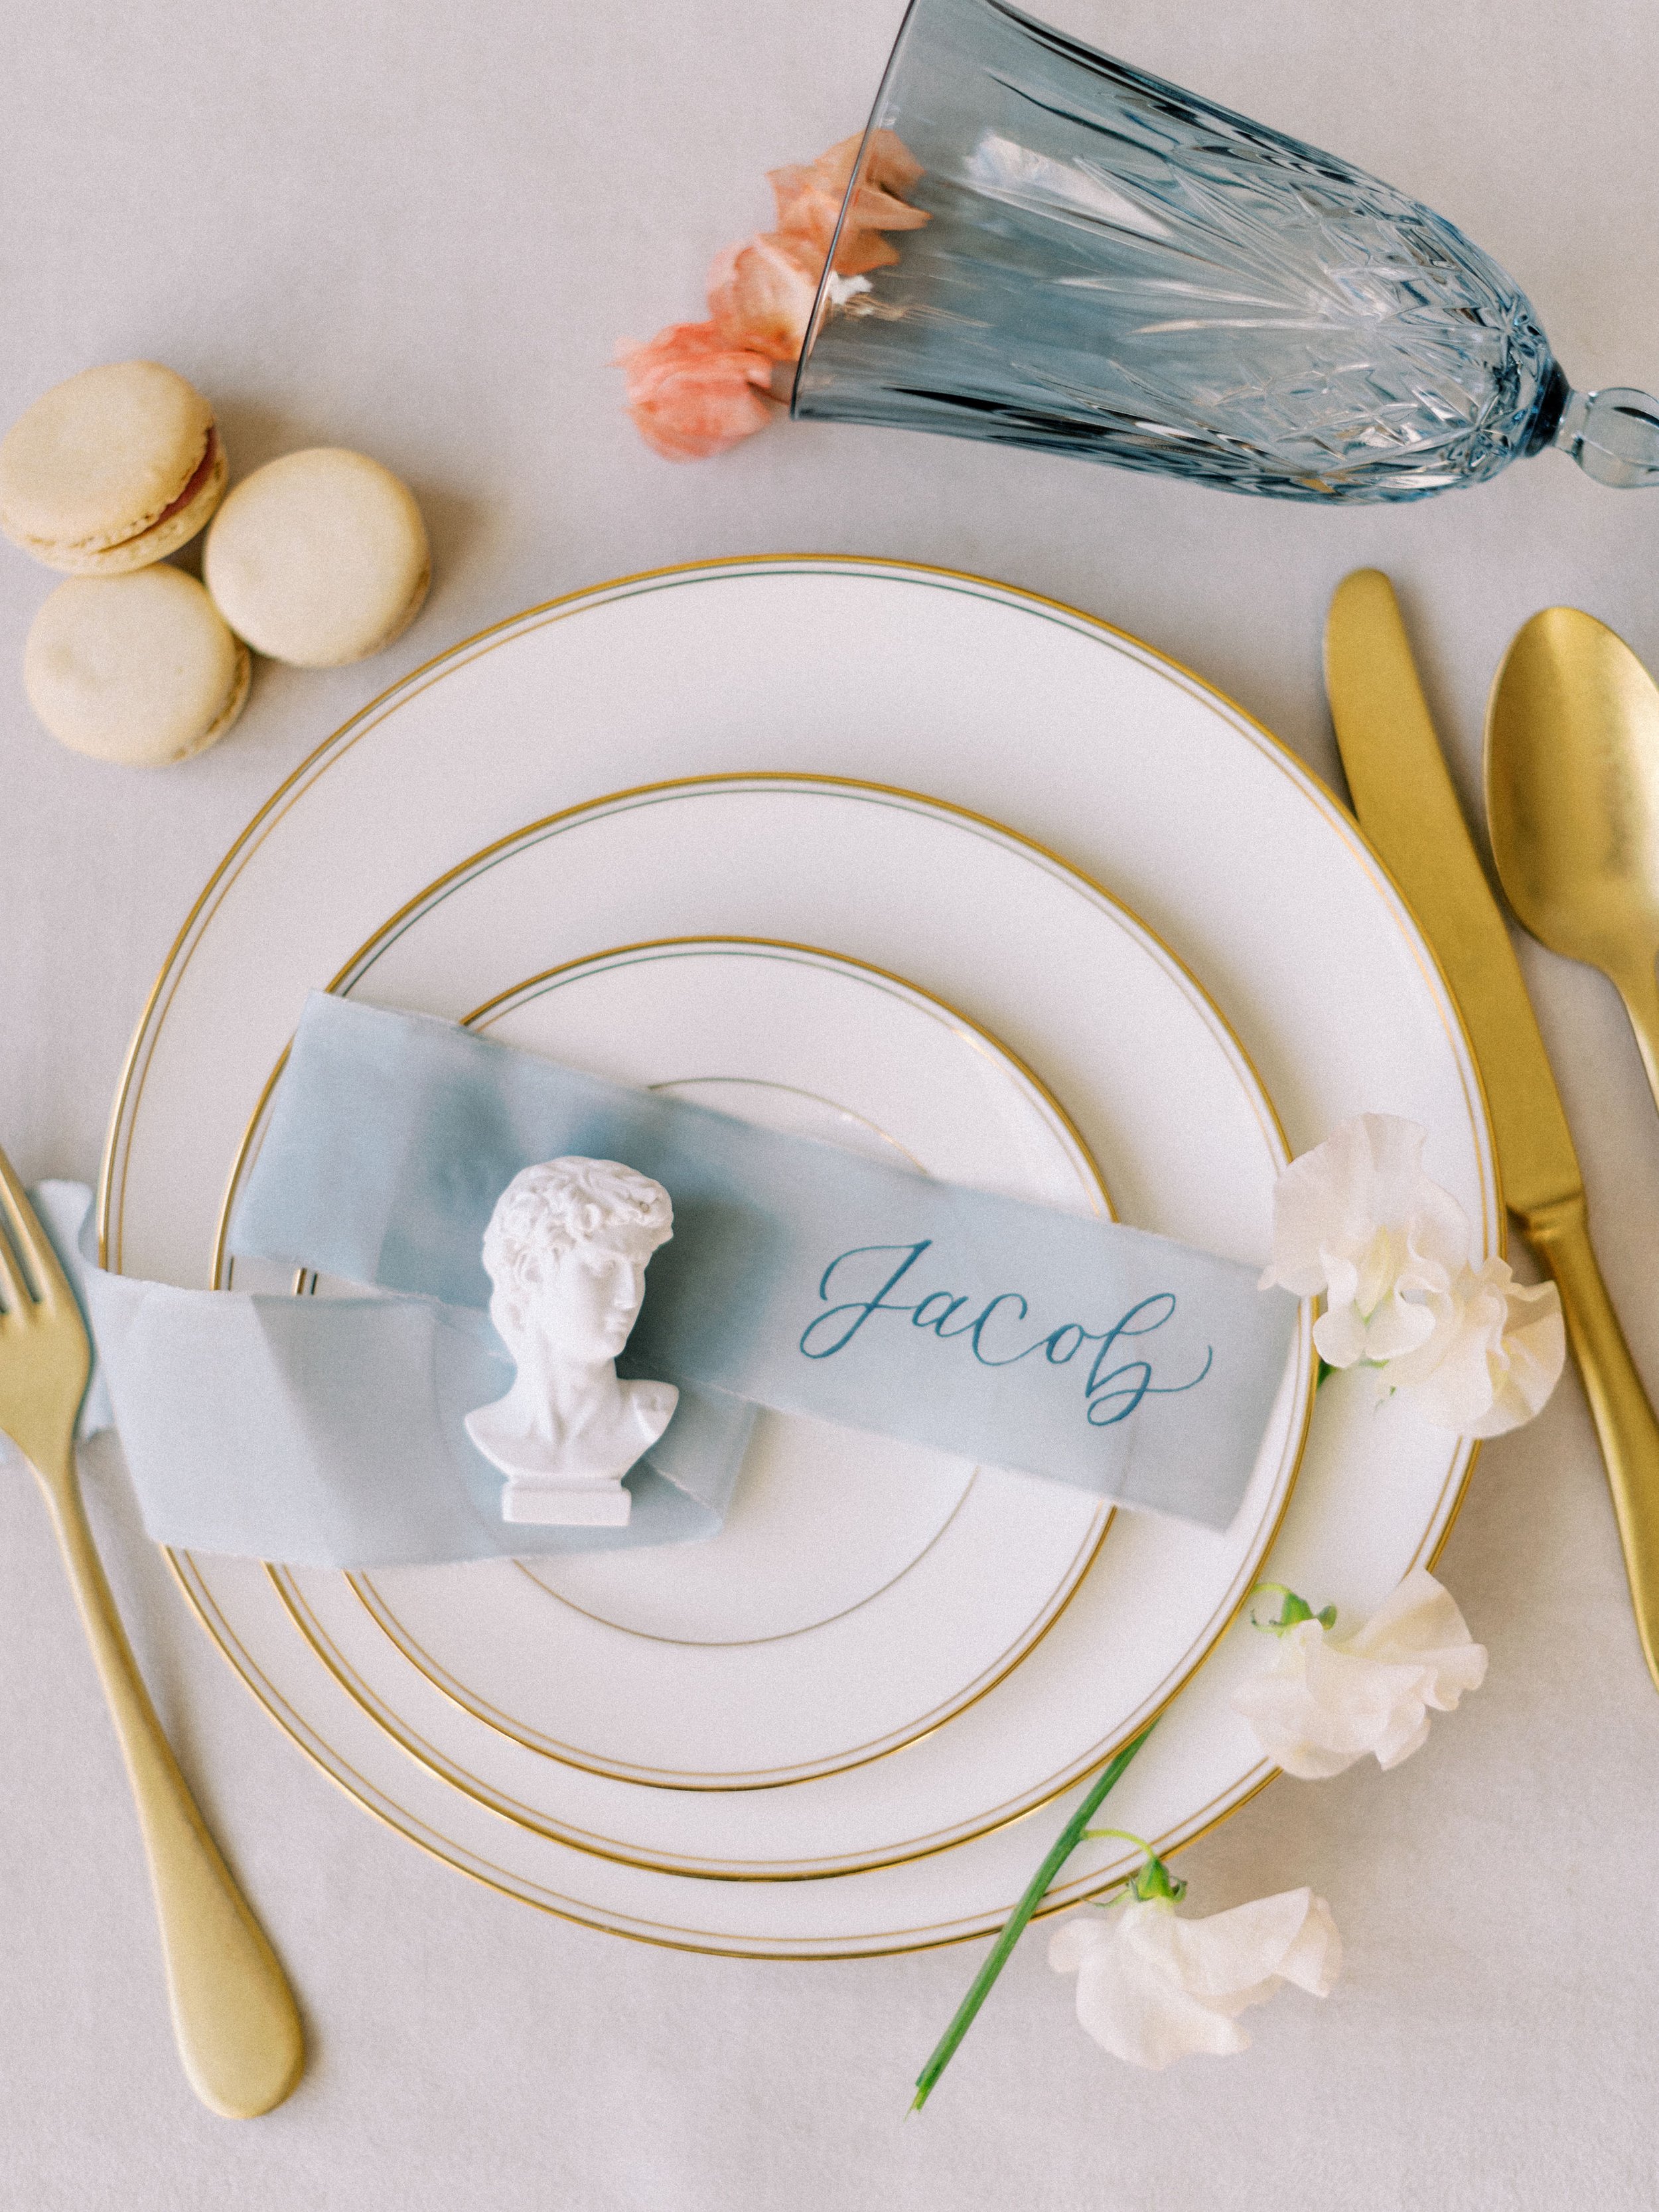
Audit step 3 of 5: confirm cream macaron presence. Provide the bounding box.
[204,447,430,667]
[0,362,227,573]
[25,566,250,765]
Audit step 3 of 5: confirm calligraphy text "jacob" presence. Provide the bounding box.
[798,1240,1212,1427]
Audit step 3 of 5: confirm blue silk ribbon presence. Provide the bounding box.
[58,992,1297,1567]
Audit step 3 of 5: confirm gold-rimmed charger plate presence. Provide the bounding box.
[102,558,1492,1952]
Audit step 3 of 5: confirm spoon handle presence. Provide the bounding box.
[1524,1193,1659,1689]
[1614,959,1659,1118]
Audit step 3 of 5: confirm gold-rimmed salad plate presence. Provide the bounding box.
[230,933,1119,1794]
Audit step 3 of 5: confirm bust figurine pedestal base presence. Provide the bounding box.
[500,1477,632,1527]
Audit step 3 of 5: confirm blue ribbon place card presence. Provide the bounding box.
[67,992,1298,1568]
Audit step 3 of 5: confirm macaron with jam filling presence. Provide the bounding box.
[25,567,250,765]
[0,362,227,573]
[204,447,430,667]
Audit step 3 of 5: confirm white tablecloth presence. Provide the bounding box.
[3,1,1657,2202]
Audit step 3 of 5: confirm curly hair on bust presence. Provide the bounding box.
[482,1157,674,1332]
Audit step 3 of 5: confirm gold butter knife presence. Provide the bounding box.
[1325,567,1659,1696]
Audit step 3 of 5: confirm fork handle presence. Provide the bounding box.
[31,1438,304,2117]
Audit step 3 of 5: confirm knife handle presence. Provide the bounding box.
[1526,1194,1659,1690]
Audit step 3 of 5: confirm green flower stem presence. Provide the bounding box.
[1246,1580,1336,1633]
[1080,1828,1186,1901]
[910,1724,1154,2112]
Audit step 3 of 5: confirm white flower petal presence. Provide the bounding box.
[1232,1623,1425,1775]
[1400,1189,1475,1286]
[1152,1887,1327,2001]
[1262,1116,1561,1438]
[1260,1116,1467,1285]
[1392,1258,1565,1437]
[1046,1913,1106,1975]
[1083,1912,1252,2067]
[1370,1286,1464,1387]
[1312,1296,1372,1369]
[1260,1116,1429,1286]
[1262,1116,1475,1381]
[1275,1893,1342,1996]
[1344,1566,1488,1712]
[1050,1893,1338,2070]
[1230,1570,1486,1775]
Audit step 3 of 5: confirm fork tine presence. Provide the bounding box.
[0,1143,70,1309]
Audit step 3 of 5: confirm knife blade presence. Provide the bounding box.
[1325,568,1581,1218]
[1325,565,1659,1695]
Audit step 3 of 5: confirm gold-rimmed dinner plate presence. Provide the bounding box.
[231,934,1120,1794]
[104,559,1494,1954]
[214,786,1309,1880]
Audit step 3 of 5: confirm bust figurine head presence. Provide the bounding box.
[481,1155,674,1374]
[467,1156,678,1524]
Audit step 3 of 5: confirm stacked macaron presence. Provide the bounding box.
[2,361,431,766]
[3,364,246,765]
[25,567,251,769]
[205,449,431,670]
[1,362,228,575]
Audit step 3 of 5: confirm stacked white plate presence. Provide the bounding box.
[102,559,1494,1956]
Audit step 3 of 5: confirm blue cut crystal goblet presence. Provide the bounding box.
[792,0,1659,502]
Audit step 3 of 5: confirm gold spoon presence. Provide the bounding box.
[1487,607,1659,1110]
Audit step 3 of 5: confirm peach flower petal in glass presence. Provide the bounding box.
[708,233,826,362]
[614,323,777,462]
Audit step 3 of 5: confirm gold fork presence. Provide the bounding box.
[0,1145,303,2116]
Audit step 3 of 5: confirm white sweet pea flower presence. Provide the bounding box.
[1048,1884,1340,2069]
[1260,1112,1563,1436]
[1260,1113,1471,1368]
[1231,1568,1488,1779]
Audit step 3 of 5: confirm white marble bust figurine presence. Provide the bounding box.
[465,1157,678,1526]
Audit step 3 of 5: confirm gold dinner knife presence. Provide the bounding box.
[1325,567,1659,1696]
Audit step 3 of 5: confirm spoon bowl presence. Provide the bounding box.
[1486,607,1659,1108]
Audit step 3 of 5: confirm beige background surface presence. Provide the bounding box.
[3,0,1658,2203]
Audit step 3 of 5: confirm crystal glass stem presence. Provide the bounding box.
[1554,386,1659,488]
